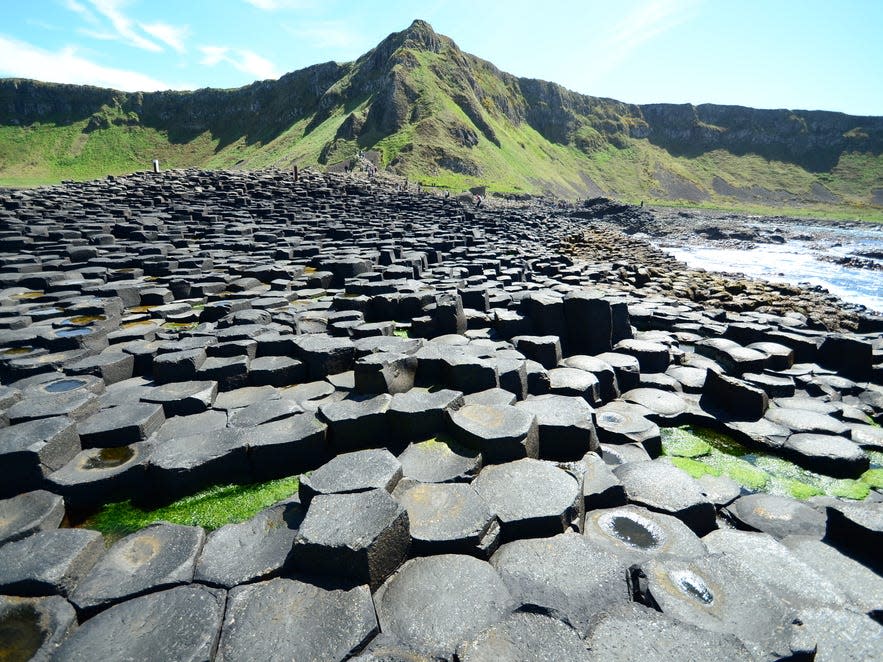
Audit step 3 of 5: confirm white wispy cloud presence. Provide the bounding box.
[140,21,188,53]
[87,0,161,51]
[62,0,190,54]
[244,0,314,10]
[601,0,701,66]
[285,21,366,49]
[0,34,180,91]
[199,45,281,80]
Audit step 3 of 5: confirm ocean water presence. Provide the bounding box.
[658,228,883,313]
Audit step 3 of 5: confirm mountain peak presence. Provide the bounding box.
[397,18,444,53]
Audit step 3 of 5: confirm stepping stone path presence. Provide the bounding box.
[0,169,880,658]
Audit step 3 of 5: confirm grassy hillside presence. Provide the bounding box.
[1,20,881,220]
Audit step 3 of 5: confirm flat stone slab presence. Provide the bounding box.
[195,499,304,588]
[53,584,225,661]
[46,442,151,508]
[448,404,538,464]
[246,413,329,480]
[227,398,303,428]
[583,504,707,560]
[490,533,632,637]
[765,407,850,436]
[723,493,826,539]
[148,428,249,499]
[76,402,165,447]
[782,433,869,478]
[398,482,498,557]
[621,388,688,422]
[457,611,591,661]
[374,554,516,659]
[472,458,581,541]
[0,489,65,545]
[140,380,218,416]
[0,595,75,660]
[299,448,402,504]
[783,535,883,615]
[217,577,377,662]
[594,401,661,455]
[0,416,80,496]
[584,602,752,661]
[319,394,392,452]
[823,500,883,574]
[514,394,598,460]
[703,529,848,610]
[0,529,104,597]
[795,606,883,661]
[292,488,409,590]
[70,523,204,616]
[632,554,806,660]
[388,387,464,442]
[397,437,481,483]
[613,460,716,536]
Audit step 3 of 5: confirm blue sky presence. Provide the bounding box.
[1,0,881,115]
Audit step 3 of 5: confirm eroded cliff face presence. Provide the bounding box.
[1,19,881,203]
[639,103,883,171]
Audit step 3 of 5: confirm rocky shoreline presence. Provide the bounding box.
[0,169,880,660]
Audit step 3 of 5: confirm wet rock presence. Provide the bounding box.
[0,594,77,662]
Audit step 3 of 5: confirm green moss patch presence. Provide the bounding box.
[81,475,300,542]
[662,425,880,501]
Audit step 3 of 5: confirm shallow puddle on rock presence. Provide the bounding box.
[602,514,662,550]
[83,446,135,470]
[55,327,92,338]
[671,569,715,605]
[43,378,87,393]
[0,605,45,660]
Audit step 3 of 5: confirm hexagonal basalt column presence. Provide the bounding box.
[448,404,538,464]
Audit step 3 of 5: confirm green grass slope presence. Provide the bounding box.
[1,20,881,220]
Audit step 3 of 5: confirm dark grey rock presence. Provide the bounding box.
[140,380,218,416]
[621,388,688,424]
[700,369,769,421]
[457,610,591,661]
[228,398,302,428]
[547,367,601,404]
[398,482,498,557]
[511,335,562,369]
[151,347,207,383]
[582,452,626,511]
[584,504,707,560]
[723,493,826,539]
[613,461,716,536]
[354,352,417,394]
[53,584,225,662]
[6,391,98,425]
[46,442,151,508]
[823,500,883,574]
[217,577,377,662]
[389,387,464,442]
[596,351,641,392]
[0,594,77,662]
[248,355,306,387]
[76,402,164,447]
[584,602,752,661]
[490,533,631,637]
[631,554,807,660]
[70,523,204,616]
[195,500,304,588]
[765,406,850,436]
[782,433,869,478]
[246,413,329,480]
[397,437,482,483]
[463,387,517,407]
[319,394,391,452]
[472,458,582,541]
[515,394,598,461]
[614,339,670,373]
[594,402,661,454]
[299,448,402,504]
[0,529,103,597]
[448,404,538,464]
[797,607,883,662]
[0,490,64,545]
[561,355,619,402]
[374,554,516,659]
[292,488,409,590]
